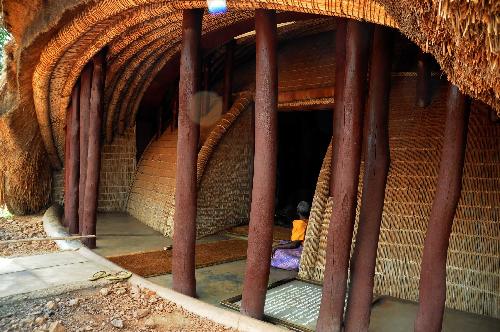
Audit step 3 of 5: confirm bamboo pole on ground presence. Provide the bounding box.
[240,9,278,320]
[414,84,470,332]
[172,9,203,297]
[316,19,372,332]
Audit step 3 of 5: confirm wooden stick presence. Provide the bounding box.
[1,235,96,244]
[172,9,203,298]
[240,9,278,320]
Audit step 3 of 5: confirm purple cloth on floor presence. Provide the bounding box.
[271,243,303,271]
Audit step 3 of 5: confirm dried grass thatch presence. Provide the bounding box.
[0,0,498,213]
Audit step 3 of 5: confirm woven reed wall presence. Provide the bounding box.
[126,127,177,235]
[299,77,500,318]
[196,100,254,237]
[127,94,254,237]
[52,127,136,212]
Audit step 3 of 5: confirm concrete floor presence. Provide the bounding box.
[92,213,499,331]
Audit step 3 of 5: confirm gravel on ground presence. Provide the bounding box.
[0,281,236,332]
[0,213,58,257]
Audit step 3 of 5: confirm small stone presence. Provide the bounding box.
[115,288,126,295]
[110,319,123,329]
[84,326,93,331]
[46,301,57,310]
[35,316,46,325]
[144,318,156,328]
[100,288,109,296]
[148,296,157,304]
[134,309,150,319]
[55,298,61,302]
[48,321,65,332]
[67,298,79,307]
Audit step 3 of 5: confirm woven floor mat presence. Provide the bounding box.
[107,239,248,278]
[226,225,291,241]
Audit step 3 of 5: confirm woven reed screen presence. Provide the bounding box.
[127,94,254,237]
[299,77,500,318]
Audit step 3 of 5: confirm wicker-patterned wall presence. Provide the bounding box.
[196,102,254,237]
[127,94,254,237]
[299,77,500,318]
[52,127,136,212]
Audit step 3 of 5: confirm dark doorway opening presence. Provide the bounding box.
[275,110,332,226]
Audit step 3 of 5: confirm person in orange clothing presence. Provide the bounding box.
[271,201,310,270]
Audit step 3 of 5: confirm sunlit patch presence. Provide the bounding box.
[207,0,227,14]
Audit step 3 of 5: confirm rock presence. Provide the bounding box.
[67,298,79,307]
[148,296,157,304]
[48,321,65,332]
[115,288,126,295]
[46,301,57,310]
[144,318,156,328]
[110,319,123,329]
[84,326,93,331]
[134,309,150,319]
[100,288,109,296]
[35,316,47,325]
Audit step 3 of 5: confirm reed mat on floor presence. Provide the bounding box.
[225,225,291,242]
[106,239,248,277]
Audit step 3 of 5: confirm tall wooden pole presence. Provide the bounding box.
[414,84,470,332]
[331,19,346,194]
[416,51,432,107]
[344,26,393,332]
[240,9,278,319]
[222,39,235,114]
[316,20,371,332]
[64,105,71,228]
[64,80,81,234]
[172,9,203,297]
[82,51,106,249]
[78,64,92,234]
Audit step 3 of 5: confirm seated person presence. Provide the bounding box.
[271,201,310,271]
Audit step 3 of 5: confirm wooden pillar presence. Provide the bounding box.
[78,64,92,234]
[222,39,235,114]
[344,26,393,332]
[64,105,72,228]
[316,20,371,332]
[414,84,470,332]
[240,9,278,319]
[64,81,81,234]
[81,51,106,249]
[172,9,203,297]
[330,18,346,194]
[416,51,432,107]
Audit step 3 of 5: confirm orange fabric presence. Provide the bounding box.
[291,219,308,242]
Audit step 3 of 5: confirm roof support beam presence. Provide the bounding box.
[415,84,470,332]
[222,39,235,114]
[316,19,372,332]
[172,9,203,298]
[81,51,106,249]
[64,80,81,235]
[240,9,278,320]
[344,25,394,332]
[78,64,92,236]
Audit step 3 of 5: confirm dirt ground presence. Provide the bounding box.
[0,213,58,257]
[0,281,235,332]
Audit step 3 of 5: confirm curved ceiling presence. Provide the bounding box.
[31,0,396,168]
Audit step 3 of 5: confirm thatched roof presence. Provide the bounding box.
[0,0,498,213]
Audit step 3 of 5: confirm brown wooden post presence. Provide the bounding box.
[416,51,432,107]
[64,80,81,234]
[240,9,278,319]
[78,64,92,234]
[316,20,371,332]
[414,84,470,332]
[172,9,203,297]
[82,51,106,249]
[222,39,235,114]
[64,106,71,228]
[331,18,346,194]
[344,26,393,332]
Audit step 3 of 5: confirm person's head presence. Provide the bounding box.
[297,201,310,220]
